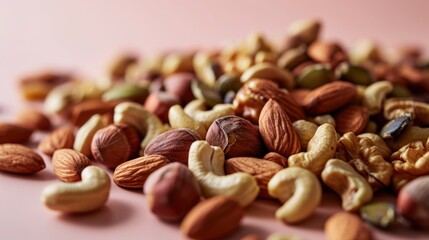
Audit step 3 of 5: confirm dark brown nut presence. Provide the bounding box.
[336,62,373,86]
[144,129,201,165]
[233,79,305,124]
[0,123,33,144]
[108,54,138,81]
[191,80,222,107]
[397,176,429,229]
[308,41,348,67]
[334,105,369,135]
[380,114,412,139]
[390,84,413,98]
[297,63,333,89]
[91,124,140,168]
[144,91,180,123]
[163,73,195,104]
[71,100,123,127]
[277,45,309,70]
[360,202,395,228]
[38,125,75,156]
[19,71,71,100]
[325,212,372,240]
[289,89,311,107]
[52,149,92,182]
[15,110,51,131]
[263,152,288,167]
[144,162,201,221]
[0,144,45,174]
[206,116,263,158]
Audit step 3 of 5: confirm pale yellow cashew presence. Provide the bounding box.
[292,120,318,151]
[188,141,259,207]
[74,114,107,157]
[362,81,393,115]
[240,63,295,90]
[41,166,110,213]
[168,105,207,138]
[184,99,235,129]
[268,167,322,223]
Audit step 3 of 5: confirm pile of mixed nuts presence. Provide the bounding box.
[1,19,429,239]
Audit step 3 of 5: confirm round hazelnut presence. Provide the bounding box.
[144,91,180,123]
[397,176,429,229]
[163,73,196,104]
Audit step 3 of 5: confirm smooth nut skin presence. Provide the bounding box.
[325,212,372,240]
[144,129,201,165]
[268,167,322,223]
[144,91,180,123]
[240,63,295,90]
[41,166,111,213]
[292,120,318,151]
[184,99,235,129]
[287,19,321,46]
[206,116,263,158]
[73,114,108,157]
[168,105,207,138]
[52,149,92,182]
[144,162,201,221]
[15,110,52,131]
[163,73,195,104]
[0,123,33,144]
[397,176,429,229]
[362,81,393,115]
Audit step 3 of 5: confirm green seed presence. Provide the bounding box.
[216,74,242,94]
[191,80,221,107]
[102,83,148,101]
[360,202,396,228]
[297,63,333,89]
[336,62,373,85]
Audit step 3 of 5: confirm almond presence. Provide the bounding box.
[325,212,372,240]
[335,105,369,134]
[308,41,348,67]
[38,125,75,156]
[52,149,92,182]
[225,157,283,198]
[113,155,169,188]
[263,152,288,167]
[0,144,45,174]
[15,110,52,131]
[180,196,244,240]
[259,99,301,157]
[71,100,123,127]
[0,123,33,144]
[304,81,357,115]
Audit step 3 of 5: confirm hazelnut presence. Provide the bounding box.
[163,73,195,104]
[91,124,140,168]
[397,176,429,229]
[144,91,180,123]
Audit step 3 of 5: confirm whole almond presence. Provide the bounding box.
[335,105,369,134]
[38,125,75,156]
[0,144,45,174]
[52,149,92,182]
[16,110,51,131]
[325,212,372,240]
[0,123,33,144]
[113,155,169,188]
[180,196,244,240]
[259,99,301,157]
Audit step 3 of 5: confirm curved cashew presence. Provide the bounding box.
[292,120,318,151]
[288,123,337,175]
[188,141,259,207]
[114,102,170,154]
[168,105,207,138]
[41,166,111,213]
[184,99,235,129]
[268,167,322,223]
[362,81,393,115]
[321,159,373,211]
[74,114,107,157]
[309,114,336,127]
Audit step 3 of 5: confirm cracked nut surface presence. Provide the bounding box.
[390,138,429,176]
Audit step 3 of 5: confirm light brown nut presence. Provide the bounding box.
[73,114,108,157]
[267,233,304,240]
[144,129,201,165]
[144,91,180,123]
[161,52,194,75]
[71,100,122,127]
[292,120,318,151]
[288,124,337,175]
[268,167,322,223]
[144,162,201,221]
[113,155,169,188]
[350,39,383,64]
[289,89,311,107]
[91,124,140,168]
[102,83,148,102]
[308,41,348,67]
[334,105,369,134]
[193,51,220,88]
[303,81,357,115]
[309,114,336,127]
[263,152,288,167]
[206,116,263,158]
[108,53,138,81]
[325,211,372,240]
[184,99,235,129]
[225,157,283,199]
[240,63,295,90]
[322,159,373,211]
[259,99,301,157]
[383,98,429,126]
[397,176,429,229]
[390,138,429,176]
[391,171,418,192]
[0,123,33,144]
[0,144,45,174]
[15,110,51,131]
[38,125,75,156]
[52,149,92,182]
[362,81,393,115]
[180,196,244,240]
[287,19,321,46]
[19,71,71,100]
[387,126,429,151]
[168,105,207,138]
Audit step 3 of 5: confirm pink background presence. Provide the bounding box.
[1,0,429,239]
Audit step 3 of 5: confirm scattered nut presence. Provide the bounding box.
[397,176,429,229]
[38,125,75,156]
[168,104,207,138]
[0,123,33,144]
[0,144,45,174]
[15,110,51,131]
[325,211,372,240]
[184,99,235,129]
[73,114,108,157]
[52,149,92,182]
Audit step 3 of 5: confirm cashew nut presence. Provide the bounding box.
[168,104,207,138]
[288,123,337,175]
[309,114,336,127]
[268,167,322,223]
[240,63,295,90]
[41,166,111,213]
[321,159,373,211]
[362,81,393,115]
[188,141,259,207]
[74,114,107,157]
[292,120,318,151]
[184,99,235,129]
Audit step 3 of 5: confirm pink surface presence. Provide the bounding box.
[1,1,429,239]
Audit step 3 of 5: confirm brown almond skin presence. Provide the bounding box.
[113,155,169,188]
[71,100,123,127]
[335,105,369,134]
[325,212,372,240]
[38,125,75,156]
[180,196,244,240]
[163,73,196,104]
[144,129,201,165]
[263,152,288,167]
[144,162,201,221]
[308,41,348,67]
[0,123,33,144]
[52,149,92,182]
[206,116,263,158]
[0,144,45,174]
[144,91,180,123]
[397,176,429,229]
[259,99,301,157]
[15,110,51,131]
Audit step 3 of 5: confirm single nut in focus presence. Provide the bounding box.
[288,123,337,175]
[71,100,122,127]
[292,120,318,151]
[225,157,283,198]
[325,211,372,240]
[268,167,322,223]
[362,81,393,115]
[390,138,429,175]
[387,126,429,151]
[334,105,369,134]
[113,155,169,188]
[144,162,201,221]
[206,115,263,158]
[263,152,288,167]
[383,98,429,126]
[41,166,110,213]
[322,159,373,211]
[184,99,235,129]
[91,124,140,168]
[168,105,207,138]
[163,73,195,104]
[15,110,51,131]
[144,128,201,165]
[73,114,108,157]
[188,141,259,207]
[240,63,295,90]
[259,99,301,157]
[309,114,336,127]
[0,123,33,144]
[180,195,244,240]
[38,125,75,156]
[144,91,180,123]
[397,176,429,229]
[308,41,348,67]
[0,144,45,174]
[52,149,92,182]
